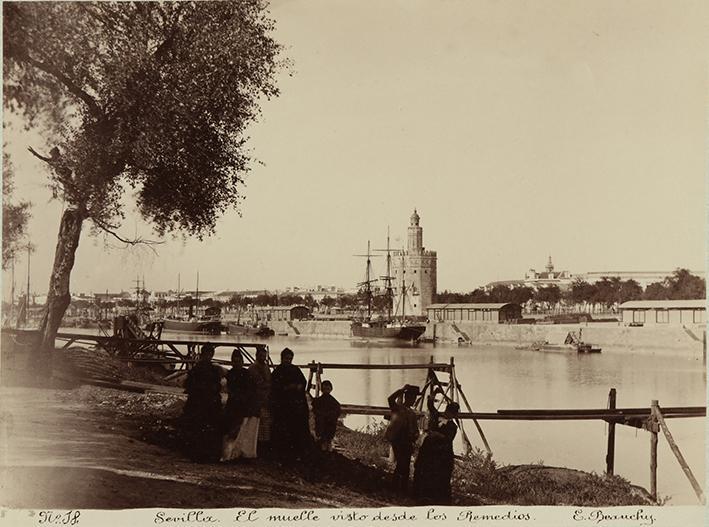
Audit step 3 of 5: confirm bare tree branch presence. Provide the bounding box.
[27,146,53,164]
[12,48,103,118]
[91,217,163,255]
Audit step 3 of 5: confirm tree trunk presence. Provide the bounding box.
[34,208,84,375]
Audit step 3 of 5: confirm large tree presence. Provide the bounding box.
[3,2,284,363]
[643,269,705,300]
[2,151,31,268]
[666,268,705,299]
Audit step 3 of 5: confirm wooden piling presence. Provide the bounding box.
[306,360,315,392]
[606,388,616,475]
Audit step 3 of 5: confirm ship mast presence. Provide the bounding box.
[400,252,406,319]
[364,242,372,319]
[10,256,15,312]
[354,241,379,320]
[380,228,394,320]
[393,251,409,320]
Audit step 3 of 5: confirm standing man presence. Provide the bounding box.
[386,384,420,492]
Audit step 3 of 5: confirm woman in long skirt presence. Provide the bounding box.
[248,346,272,455]
[221,349,260,461]
[413,395,459,504]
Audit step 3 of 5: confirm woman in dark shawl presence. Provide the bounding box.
[270,347,312,459]
[221,349,259,461]
[248,346,272,455]
[413,394,459,504]
[181,343,223,462]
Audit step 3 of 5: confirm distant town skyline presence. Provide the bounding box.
[3,1,706,301]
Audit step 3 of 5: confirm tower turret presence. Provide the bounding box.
[408,209,423,254]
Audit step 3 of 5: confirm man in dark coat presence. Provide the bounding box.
[270,348,312,459]
[386,384,420,492]
[181,343,223,462]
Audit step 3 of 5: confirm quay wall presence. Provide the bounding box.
[270,320,351,337]
[268,319,705,357]
[428,321,705,357]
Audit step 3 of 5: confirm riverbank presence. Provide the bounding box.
[267,320,705,357]
[1,374,653,509]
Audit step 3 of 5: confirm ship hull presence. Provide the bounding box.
[351,322,426,341]
[162,319,222,334]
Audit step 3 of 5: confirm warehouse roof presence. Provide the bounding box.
[426,303,519,310]
[619,300,706,310]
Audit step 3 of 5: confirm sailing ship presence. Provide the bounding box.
[350,234,427,341]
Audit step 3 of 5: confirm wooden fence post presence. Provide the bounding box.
[649,400,659,502]
[605,388,616,475]
[653,401,706,504]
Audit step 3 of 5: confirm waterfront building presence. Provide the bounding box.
[426,303,522,323]
[619,299,705,326]
[253,304,311,322]
[391,210,437,317]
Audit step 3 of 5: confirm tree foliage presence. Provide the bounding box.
[1,151,31,268]
[4,1,284,239]
[643,269,705,300]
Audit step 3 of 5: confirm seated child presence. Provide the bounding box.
[312,380,341,451]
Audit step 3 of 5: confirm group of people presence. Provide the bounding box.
[180,344,341,464]
[180,344,459,504]
[386,384,460,504]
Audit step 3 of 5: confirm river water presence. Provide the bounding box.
[64,328,707,504]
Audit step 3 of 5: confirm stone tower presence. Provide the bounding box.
[391,209,437,317]
[546,255,554,273]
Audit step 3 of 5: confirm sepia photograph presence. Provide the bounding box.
[0,0,706,523]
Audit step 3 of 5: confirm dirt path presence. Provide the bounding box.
[0,386,395,509]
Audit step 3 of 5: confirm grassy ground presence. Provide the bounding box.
[336,421,653,506]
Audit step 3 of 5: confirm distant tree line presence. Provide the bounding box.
[435,269,705,311]
[66,269,703,316]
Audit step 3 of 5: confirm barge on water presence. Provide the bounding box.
[516,330,602,353]
[226,322,275,337]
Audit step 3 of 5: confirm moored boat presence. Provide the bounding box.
[162,317,222,334]
[351,319,426,340]
[227,322,274,337]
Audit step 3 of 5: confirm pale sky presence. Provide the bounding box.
[3,0,707,298]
